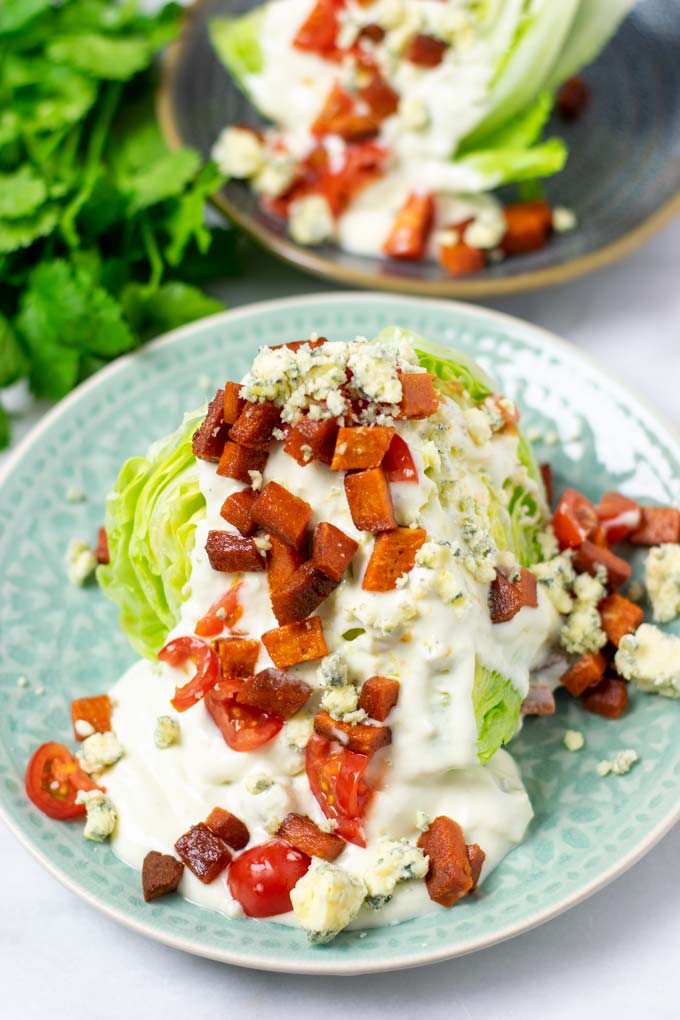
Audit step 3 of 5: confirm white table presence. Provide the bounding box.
[3,219,680,1020]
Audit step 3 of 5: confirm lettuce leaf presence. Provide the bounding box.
[97,413,205,658]
[210,9,265,94]
[458,136,566,188]
[473,661,523,763]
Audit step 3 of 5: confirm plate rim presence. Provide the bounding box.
[1,291,680,975]
[156,0,680,299]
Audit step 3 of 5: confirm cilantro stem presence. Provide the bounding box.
[140,215,164,290]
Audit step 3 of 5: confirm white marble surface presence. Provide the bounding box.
[3,218,680,1019]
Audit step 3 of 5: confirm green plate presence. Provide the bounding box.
[1,294,679,974]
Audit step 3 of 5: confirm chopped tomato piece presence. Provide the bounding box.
[293,0,343,57]
[596,492,641,545]
[319,141,387,216]
[277,812,346,861]
[489,568,538,623]
[552,488,598,550]
[71,695,112,741]
[359,70,399,119]
[630,506,680,545]
[95,527,109,565]
[305,733,373,846]
[228,839,311,917]
[560,652,606,697]
[582,677,628,719]
[205,681,283,751]
[25,742,100,820]
[194,581,243,637]
[502,201,553,255]
[417,816,473,908]
[406,33,448,67]
[159,635,221,713]
[382,433,418,483]
[383,192,434,260]
[573,540,631,590]
[311,82,379,141]
[599,592,644,647]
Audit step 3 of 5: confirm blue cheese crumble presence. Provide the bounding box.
[290,860,366,943]
[559,571,607,655]
[596,749,638,777]
[363,839,429,907]
[615,624,680,698]
[154,716,180,749]
[66,539,97,587]
[645,544,680,623]
[76,790,118,842]
[78,731,123,774]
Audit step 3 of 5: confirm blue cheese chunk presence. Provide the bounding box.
[154,715,180,749]
[559,570,607,655]
[290,860,366,943]
[211,126,264,178]
[363,838,429,907]
[645,544,680,623]
[76,790,118,842]
[288,194,334,246]
[78,731,123,773]
[615,623,680,698]
[66,539,97,587]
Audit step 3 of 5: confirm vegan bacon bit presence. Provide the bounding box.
[406,33,448,67]
[284,416,339,466]
[205,531,266,573]
[417,816,473,908]
[344,467,396,532]
[71,695,112,741]
[313,709,391,755]
[362,527,427,592]
[466,843,486,892]
[174,822,232,884]
[629,506,680,546]
[383,192,434,260]
[142,851,184,903]
[229,400,281,449]
[220,489,258,535]
[214,637,261,678]
[267,535,305,591]
[262,616,329,669]
[270,562,339,624]
[311,521,358,582]
[278,812,346,862]
[540,463,553,506]
[205,807,250,850]
[557,76,589,120]
[217,441,268,483]
[223,381,245,424]
[572,540,631,591]
[560,652,606,697]
[599,592,645,647]
[95,527,110,565]
[236,667,312,719]
[521,685,555,716]
[489,568,538,624]
[439,236,485,278]
[330,426,395,471]
[359,71,399,120]
[192,389,230,462]
[501,201,553,256]
[358,675,400,721]
[582,677,628,719]
[398,372,439,419]
[252,481,312,549]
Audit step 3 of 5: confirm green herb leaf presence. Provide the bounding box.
[0,403,10,451]
[0,0,52,36]
[47,33,152,82]
[342,628,366,641]
[161,162,225,266]
[0,167,48,219]
[0,204,60,255]
[0,313,28,387]
[121,281,223,343]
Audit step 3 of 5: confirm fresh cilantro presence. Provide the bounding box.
[47,34,152,81]
[0,313,28,387]
[121,281,224,343]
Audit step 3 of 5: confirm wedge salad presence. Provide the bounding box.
[25,330,680,943]
[209,0,634,273]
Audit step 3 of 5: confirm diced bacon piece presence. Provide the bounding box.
[205,807,250,850]
[362,527,427,592]
[630,506,680,545]
[560,652,606,697]
[71,695,112,741]
[214,637,260,678]
[311,82,380,141]
[192,389,229,462]
[520,685,556,715]
[557,76,589,120]
[406,33,448,67]
[358,675,400,721]
[223,382,245,424]
[311,522,358,582]
[383,192,434,260]
[330,426,395,471]
[466,843,486,892]
[582,677,628,719]
[252,481,312,549]
[540,463,553,506]
[267,535,305,591]
[262,617,328,669]
[284,416,339,466]
[417,816,473,908]
[596,491,641,545]
[278,812,346,861]
[270,562,339,625]
[501,201,553,255]
[573,540,631,590]
[229,401,281,449]
[398,371,438,419]
[359,71,399,119]
[216,441,268,483]
[358,23,384,43]
[142,851,184,902]
[175,822,232,883]
[205,531,265,573]
[489,568,538,623]
[439,237,485,277]
[236,667,312,719]
[344,467,396,532]
[599,593,644,647]
[314,709,391,755]
[220,488,258,536]
[95,527,110,565]
[294,0,341,56]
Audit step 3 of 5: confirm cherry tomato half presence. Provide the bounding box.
[305,733,373,846]
[25,742,100,820]
[194,581,243,638]
[205,681,283,752]
[552,488,598,550]
[383,434,418,483]
[596,491,641,545]
[158,635,220,713]
[228,839,310,917]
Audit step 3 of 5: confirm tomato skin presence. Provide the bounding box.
[205,682,283,752]
[194,581,243,637]
[228,839,311,917]
[383,434,418,483]
[552,489,598,550]
[596,492,641,545]
[159,636,220,713]
[25,742,100,820]
[305,733,372,846]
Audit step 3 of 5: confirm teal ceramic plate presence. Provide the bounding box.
[1,294,679,974]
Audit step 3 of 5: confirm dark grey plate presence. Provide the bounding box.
[159,0,680,296]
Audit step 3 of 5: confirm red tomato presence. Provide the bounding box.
[311,82,380,141]
[194,581,243,637]
[383,192,434,260]
[596,491,641,545]
[383,434,418,482]
[25,742,100,820]
[228,839,310,917]
[205,681,283,752]
[305,733,373,846]
[158,636,220,712]
[293,0,344,57]
[552,488,598,550]
[321,141,387,216]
